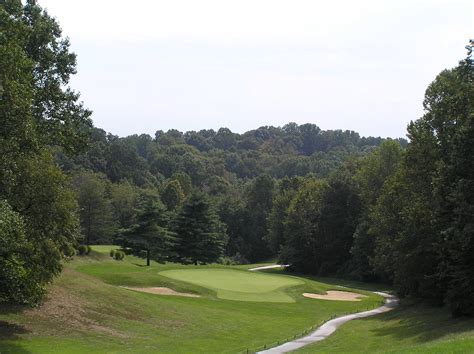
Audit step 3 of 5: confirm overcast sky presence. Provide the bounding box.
[40,0,472,138]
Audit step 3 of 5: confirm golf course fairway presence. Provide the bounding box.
[159,268,304,302]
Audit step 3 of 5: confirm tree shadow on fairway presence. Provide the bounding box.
[0,304,31,340]
[132,262,149,267]
[0,342,31,354]
[369,301,474,344]
[0,320,29,340]
[0,320,32,354]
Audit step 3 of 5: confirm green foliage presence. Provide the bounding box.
[266,177,304,254]
[109,249,116,257]
[72,170,116,244]
[5,153,81,294]
[62,243,76,258]
[244,175,275,261]
[161,179,185,210]
[275,55,474,317]
[173,192,227,264]
[281,173,361,275]
[0,200,44,305]
[77,245,89,255]
[366,59,474,314]
[0,0,89,306]
[424,62,474,315]
[23,0,92,154]
[119,196,175,266]
[349,140,404,281]
[109,180,138,229]
[171,172,193,196]
[113,250,125,260]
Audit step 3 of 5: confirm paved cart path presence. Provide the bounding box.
[250,266,399,354]
[248,265,289,271]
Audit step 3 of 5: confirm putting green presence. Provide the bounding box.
[159,268,303,303]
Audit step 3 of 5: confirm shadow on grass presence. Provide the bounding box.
[0,321,29,340]
[0,342,31,354]
[367,301,474,344]
[131,263,150,267]
[0,318,32,353]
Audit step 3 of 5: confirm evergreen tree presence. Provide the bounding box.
[173,192,226,265]
[120,197,175,266]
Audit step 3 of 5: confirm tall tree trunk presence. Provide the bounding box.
[146,249,150,266]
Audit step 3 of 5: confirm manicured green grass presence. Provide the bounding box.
[0,246,383,353]
[296,301,474,353]
[159,269,303,302]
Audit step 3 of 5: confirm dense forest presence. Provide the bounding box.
[1,1,473,318]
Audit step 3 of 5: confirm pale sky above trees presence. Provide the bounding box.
[40,0,472,138]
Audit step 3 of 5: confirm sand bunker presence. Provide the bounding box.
[302,290,367,301]
[122,287,200,298]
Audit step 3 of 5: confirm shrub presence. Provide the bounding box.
[114,251,125,261]
[63,244,76,258]
[109,249,116,257]
[77,245,89,255]
[87,245,92,254]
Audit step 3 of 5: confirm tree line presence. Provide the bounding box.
[268,53,474,317]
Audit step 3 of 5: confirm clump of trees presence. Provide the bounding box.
[267,49,474,316]
[0,0,91,306]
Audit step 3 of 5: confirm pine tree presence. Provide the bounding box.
[173,192,226,265]
[120,197,175,266]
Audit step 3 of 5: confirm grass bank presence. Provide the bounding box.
[296,300,474,353]
[0,246,381,353]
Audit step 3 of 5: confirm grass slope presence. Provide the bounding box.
[159,269,303,302]
[296,301,474,353]
[0,246,381,353]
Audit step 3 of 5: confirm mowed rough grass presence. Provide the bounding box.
[0,246,383,353]
[295,301,474,353]
[159,269,303,302]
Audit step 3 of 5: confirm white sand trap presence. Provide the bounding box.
[302,290,367,301]
[122,287,200,298]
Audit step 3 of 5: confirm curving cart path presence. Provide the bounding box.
[250,266,399,354]
[248,265,290,271]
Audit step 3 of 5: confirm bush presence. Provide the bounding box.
[87,245,92,254]
[113,251,125,261]
[77,245,89,255]
[62,244,76,258]
[109,249,116,257]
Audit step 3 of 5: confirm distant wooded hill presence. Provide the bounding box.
[56,123,407,187]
